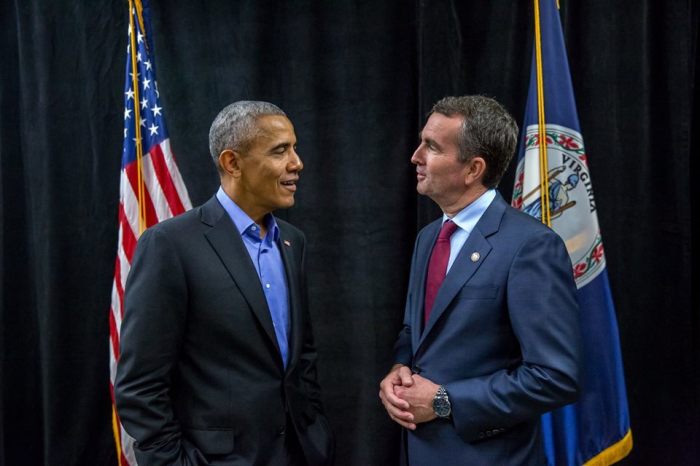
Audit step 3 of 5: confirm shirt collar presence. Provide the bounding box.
[443,189,496,233]
[216,186,280,242]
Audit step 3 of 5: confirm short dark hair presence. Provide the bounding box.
[431,95,518,188]
[208,101,286,171]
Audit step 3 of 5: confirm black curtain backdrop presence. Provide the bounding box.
[0,1,696,465]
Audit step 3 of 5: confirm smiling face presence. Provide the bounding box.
[222,114,303,222]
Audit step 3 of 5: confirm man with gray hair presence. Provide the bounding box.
[379,95,581,465]
[116,101,334,466]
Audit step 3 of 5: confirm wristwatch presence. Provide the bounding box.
[432,385,451,418]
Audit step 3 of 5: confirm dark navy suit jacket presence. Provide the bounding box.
[394,193,581,466]
[115,196,333,466]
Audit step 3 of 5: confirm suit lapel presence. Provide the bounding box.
[411,220,441,351]
[418,230,492,346]
[200,197,281,357]
[417,194,507,351]
[277,228,302,374]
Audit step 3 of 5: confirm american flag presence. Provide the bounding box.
[108,1,191,464]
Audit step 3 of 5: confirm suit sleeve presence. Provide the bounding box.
[445,230,582,442]
[114,227,192,466]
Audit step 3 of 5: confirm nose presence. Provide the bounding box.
[288,149,303,172]
[411,144,424,165]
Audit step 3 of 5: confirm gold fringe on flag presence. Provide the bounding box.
[583,430,633,466]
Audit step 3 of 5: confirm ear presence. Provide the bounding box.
[218,149,242,178]
[464,156,487,185]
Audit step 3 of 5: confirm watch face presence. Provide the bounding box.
[434,396,451,417]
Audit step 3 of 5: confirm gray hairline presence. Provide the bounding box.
[208,101,286,169]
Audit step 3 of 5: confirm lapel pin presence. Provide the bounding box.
[283,240,291,247]
[470,252,480,262]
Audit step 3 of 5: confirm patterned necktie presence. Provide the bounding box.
[424,220,459,325]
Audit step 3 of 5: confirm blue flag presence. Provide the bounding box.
[511,1,632,464]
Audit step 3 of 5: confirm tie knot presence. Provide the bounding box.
[438,220,458,240]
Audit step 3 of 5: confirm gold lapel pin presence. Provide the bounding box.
[470,252,480,262]
[283,240,291,247]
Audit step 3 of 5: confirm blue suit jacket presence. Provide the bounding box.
[394,193,581,466]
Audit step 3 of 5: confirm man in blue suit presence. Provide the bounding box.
[379,96,581,465]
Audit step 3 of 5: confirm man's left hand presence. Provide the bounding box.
[394,374,440,424]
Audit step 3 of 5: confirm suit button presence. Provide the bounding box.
[277,426,286,436]
[478,432,485,439]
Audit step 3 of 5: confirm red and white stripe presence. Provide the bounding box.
[109,138,191,466]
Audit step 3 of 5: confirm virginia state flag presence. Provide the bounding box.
[511,1,632,464]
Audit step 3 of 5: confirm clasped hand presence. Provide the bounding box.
[379,364,440,430]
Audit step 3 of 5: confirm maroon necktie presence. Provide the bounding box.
[424,220,459,325]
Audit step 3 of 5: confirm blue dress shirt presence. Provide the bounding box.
[443,189,496,272]
[216,187,290,368]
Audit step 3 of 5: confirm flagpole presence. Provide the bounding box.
[128,0,146,234]
[533,0,551,227]
[514,1,633,463]
[111,407,124,466]
[112,2,193,464]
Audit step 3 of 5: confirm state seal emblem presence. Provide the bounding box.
[512,124,605,288]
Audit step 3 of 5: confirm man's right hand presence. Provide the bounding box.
[379,364,417,430]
